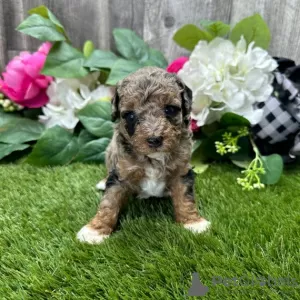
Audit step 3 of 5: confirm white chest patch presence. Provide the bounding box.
[138,166,166,199]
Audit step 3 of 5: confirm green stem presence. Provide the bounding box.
[249,135,260,156]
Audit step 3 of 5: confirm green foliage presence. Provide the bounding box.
[231,159,252,169]
[113,28,150,62]
[191,113,254,181]
[229,136,252,161]
[173,24,213,50]
[77,129,96,146]
[83,40,95,58]
[77,102,114,138]
[113,29,168,68]
[28,5,65,32]
[42,42,89,78]
[191,141,209,174]
[201,20,230,37]
[106,59,142,85]
[144,48,169,68]
[220,112,251,128]
[104,29,168,84]
[22,102,114,166]
[174,14,270,52]
[17,14,66,42]
[0,118,45,144]
[84,50,119,69]
[75,138,110,163]
[230,13,271,49]
[17,6,168,81]
[25,126,79,166]
[23,112,113,166]
[74,129,111,164]
[0,112,34,160]
[260,154,284,184]
[0,143,30,160]
[0,111,21,127]
[196,129,228,161]
[201,122,220,137]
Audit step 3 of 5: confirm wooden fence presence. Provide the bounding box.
[1,0,300,69]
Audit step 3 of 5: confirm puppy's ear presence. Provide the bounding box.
[176,77,193,124]
[111,89,120,122]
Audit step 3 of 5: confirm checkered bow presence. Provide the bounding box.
[252,57,300,162]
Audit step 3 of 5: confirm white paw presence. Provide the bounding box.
[184,219,211,233]
[96,179,106,191]
[77,225,110,244]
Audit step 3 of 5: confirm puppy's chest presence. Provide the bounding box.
[138,165,168,199]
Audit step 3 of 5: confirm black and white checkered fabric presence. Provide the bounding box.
[252,62,300,159]
[252,92,299,144]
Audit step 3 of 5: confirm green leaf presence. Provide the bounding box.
[201,122,220,137]
[0,143,30,160]
[84,50,119,69]
[197,130,228,161]
[0,111,22,127]
[191,159,209,174]
[75,137,110,163]
[22,108,43,120]
[229,137,252,161]
[199,20,215,28]
[203,21,230,37]
[17,14,66,41]
[42,42,89,78]
[0,119,45,144]
[106,59,142,85]
[28,5,65,31]
[113,28,149,62]
[98,69,110,84]
[77,130,96,146]
[26,126,79,166]
[231,159,252,169]
[192,140,202,153]
[142,48,168,69]
[220,112,250,128]
[77,102,114,138]
[229,14,271,49]
[83,40,95,58]
[191,140,209,174]
[260,154,283,185]
[173,24,213,51]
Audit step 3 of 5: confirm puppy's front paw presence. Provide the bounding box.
[77,225,109,244]
[96,179,106,191]
[184,219,211,234]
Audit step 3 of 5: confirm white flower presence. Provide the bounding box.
[179,36,278,126]
[39,72,113,130]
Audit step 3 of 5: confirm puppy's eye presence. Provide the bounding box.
[122,111,136,122]
[164,105,181,117]
[121,111,138,137]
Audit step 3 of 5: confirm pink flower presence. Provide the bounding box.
[166,56,189,74]
[0,42,53,108]
[190,119,200,132]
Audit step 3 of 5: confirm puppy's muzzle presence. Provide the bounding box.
[147,136,163,148]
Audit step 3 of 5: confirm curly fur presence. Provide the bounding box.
[77,67,210,244]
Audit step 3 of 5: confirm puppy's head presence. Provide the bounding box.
[112,67,192,156]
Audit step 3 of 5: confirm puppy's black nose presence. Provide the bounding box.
[147,136,163,148]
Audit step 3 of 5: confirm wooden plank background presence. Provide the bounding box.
[1,0,300,70]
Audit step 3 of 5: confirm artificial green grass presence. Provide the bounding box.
[1,163,300,299]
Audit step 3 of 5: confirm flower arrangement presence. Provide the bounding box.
[0,5,167,164]
[170,15,300,189]
[0,7,299,189]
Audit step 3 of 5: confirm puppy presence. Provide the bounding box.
[77,67,210,244]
